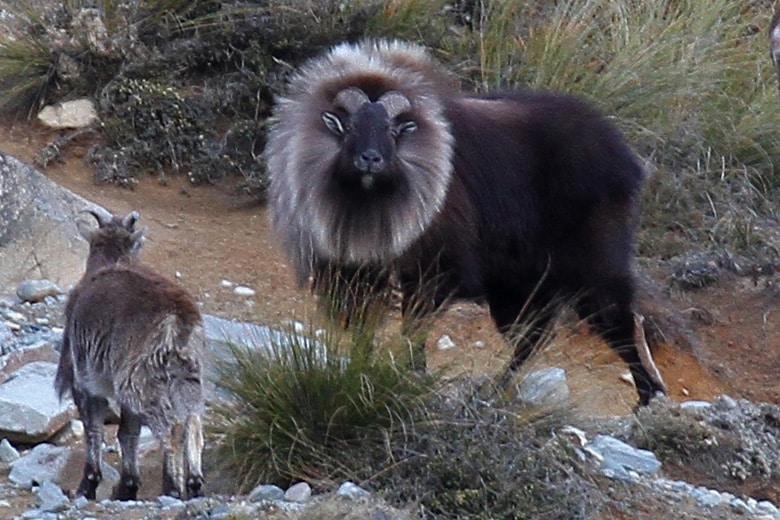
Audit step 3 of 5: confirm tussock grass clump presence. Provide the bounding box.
[210,320,435,490]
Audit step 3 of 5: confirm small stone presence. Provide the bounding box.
[16,280,62,304]
[517,367,569,407]
[284,482,312,503]
[694,488,722,508]
[157,495,184,508]
[337,481,371,500]
[679,400,712,410]
[436,334,456,350]
[248,484,284,502]
[220,280,234,288]
[233,286,256,297]
[473,340,485,348]
[0,438,20,462]
[715,395,738,409]
[3,310,26,323]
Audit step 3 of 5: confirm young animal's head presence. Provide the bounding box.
[266,40,456,271]
[77,206,145,274]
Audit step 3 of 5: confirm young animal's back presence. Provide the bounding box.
[63,265,203,414]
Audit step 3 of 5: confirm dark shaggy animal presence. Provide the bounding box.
[265,39,666,406]
[55,207,205,500]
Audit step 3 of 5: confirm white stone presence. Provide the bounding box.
[233,285,256,297]
[37,99,98,129]
[436,334,456,350]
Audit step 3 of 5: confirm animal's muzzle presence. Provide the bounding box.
[354,149,385,173]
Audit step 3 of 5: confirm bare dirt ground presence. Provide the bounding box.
[1,119,779,518]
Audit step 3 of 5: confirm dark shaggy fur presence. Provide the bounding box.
[266,40,666,406]
[55,208,205,500]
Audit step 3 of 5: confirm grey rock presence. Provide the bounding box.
[0,152,97,289]
[670,252,720,290]
[16,280,62,304]
[36,480,69,512]
[203,314,326,400]
[248,483,285,502]
[9,444,70,490]
[284,481,312,503]
[0,361,76,443]
[517,367,570,407]
[587,434,661,481]
[0,438,19,462]
[0,341,60,381]
[338,481,371,500]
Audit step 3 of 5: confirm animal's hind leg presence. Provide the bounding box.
[73,389,110,499]
[153,418,186,499]
[113,406,142,500]
[575,279,665,406]
[184,414,204,498]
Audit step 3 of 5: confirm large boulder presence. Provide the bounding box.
[0,152,99,290]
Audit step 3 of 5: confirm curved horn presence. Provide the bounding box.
[79,206,114,227]
[121,210,141,230]
[377,91,412,119]
[334,87,370,113]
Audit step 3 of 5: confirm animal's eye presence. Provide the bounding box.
[322,112,345,136]
[394,120,417,137]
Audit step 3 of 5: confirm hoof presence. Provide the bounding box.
[187,476,205,499]
[112,477,140,501]
[77,472,101,500]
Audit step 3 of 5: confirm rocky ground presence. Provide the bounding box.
[0,119,779,519]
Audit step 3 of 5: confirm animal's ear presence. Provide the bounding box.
[394,120,418,137]
[76,219,94,242]
[322,112,345,136]
[129,227,146,253]
[122,210,141,231]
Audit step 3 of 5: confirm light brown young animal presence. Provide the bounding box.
[55,207,205,500]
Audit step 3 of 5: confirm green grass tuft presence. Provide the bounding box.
[210,321,435,490]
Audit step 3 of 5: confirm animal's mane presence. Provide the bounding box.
[266,40,457,274]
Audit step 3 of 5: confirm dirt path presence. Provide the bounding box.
[2,120,773,419]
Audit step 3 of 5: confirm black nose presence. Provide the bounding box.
[355,149,384,173]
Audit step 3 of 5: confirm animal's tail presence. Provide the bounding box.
[54,334,74,401]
